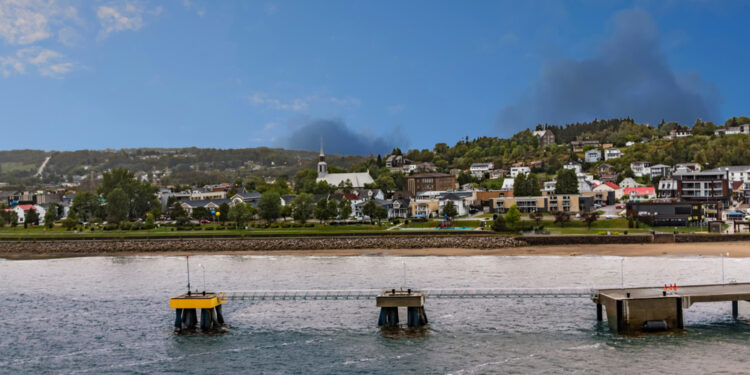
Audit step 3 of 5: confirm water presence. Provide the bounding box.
[2,254,750,374]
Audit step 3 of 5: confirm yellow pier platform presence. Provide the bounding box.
[170,292,226,309]
[170,292,227,332]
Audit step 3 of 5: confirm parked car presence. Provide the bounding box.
[615,205,623,209]
[199,220,210,224]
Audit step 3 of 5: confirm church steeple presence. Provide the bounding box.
[317,137,327,177]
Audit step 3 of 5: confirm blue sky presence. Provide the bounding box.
[1,1,749,154]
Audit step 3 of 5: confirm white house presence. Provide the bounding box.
[7,204,47,224]
[585,149,601,163]
[470,162,494,178]
[715,124,750,136]
[706,166,750,182]
[509,167,530,178]
[604,148,622,160]
[619,177,643,188]
[438,193,470,217]
[593,181,623,200]
[563,161,582,174]
[630,162,651,177]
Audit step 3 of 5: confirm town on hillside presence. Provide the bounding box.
[2,117,750,233]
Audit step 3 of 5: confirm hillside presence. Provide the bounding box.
[0,147,369,187]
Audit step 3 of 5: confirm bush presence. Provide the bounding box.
[491,215,507,232]
[304,223,315,227]
[104,223,119,231]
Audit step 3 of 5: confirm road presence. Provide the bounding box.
[34,155,51,177]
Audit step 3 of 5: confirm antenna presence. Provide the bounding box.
[186,254,191,295]
[200,264,207,292]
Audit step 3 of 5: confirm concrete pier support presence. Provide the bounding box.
[733,301,739,319]
[376,289,427,328]
[596,304,602,321]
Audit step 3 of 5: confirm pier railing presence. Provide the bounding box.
[223,288,594,301]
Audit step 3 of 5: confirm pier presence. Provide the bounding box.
[593,283,750,334]
[168,284,749,335]
[169,292,226,332]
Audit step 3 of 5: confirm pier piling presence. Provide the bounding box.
[376,289,427,328]
[733,301,739,319]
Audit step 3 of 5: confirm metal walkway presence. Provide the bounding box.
[223,288,594,301]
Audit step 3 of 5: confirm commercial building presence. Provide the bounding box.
[672,170,730,205]
[406,173,456,197]
[626,201,722,226]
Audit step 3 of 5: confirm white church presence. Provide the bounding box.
[316,142,374,188]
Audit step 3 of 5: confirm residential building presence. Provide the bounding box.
[585,149,601,163]
[4,204,46,224]
[604,148,622,161]
[490,194,592,214]
[533,129,556,148]
[624,187,655,201]
[390,198,411,219]
[630,162,651,177]
[626,201,722,226]
[672,169,730,204]
[597,163,614,175]
[593,181,623,200]
[673,162,702,173]
[415,162,437,173]
[409,198,440,218]
[657,179,677,199]
[570,140,601,152]
[582,191,616,206]
[190,190,227,201]
[665,129,692,139]
[648,164,672,179]
[715,124,750,136]
[489,169,507,179]
[406,173,456,196]
[180,199,232,215]
[564,161,582,174]
[501,178,515,191]
[705,166,750,182]
[230,192,262,207]
[619,178,642,188]
[509,166,530,178]
[317,143,375,188]
[470,162,494,178]
[438,193,470,217]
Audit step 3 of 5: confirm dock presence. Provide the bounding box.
[593,283,750,334]
[170,292,226,332]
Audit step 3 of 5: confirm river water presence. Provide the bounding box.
[2,254,750,374]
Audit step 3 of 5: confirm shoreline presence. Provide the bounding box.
[4,241,750,260]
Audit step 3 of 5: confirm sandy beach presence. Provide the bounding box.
[5,241,750,259]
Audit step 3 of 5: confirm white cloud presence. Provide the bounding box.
[248,93,309,111]
[182,0,206,17]
[264,121,278,130]
[247,93,361,112]
[0,0,78,45]
[97,3,144,37]
[0,47,73,78]
[264,3,278,15]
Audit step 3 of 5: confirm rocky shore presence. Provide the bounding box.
[0,235,526,258]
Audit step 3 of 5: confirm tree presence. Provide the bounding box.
[362,199,378,221]
[98,167,159,220]
[314,198,333,223]
[491,214,506,232]
[554,168,579,194]
[144,213,156,229]
[44,206,57,229]
[170,202,187,220]
[218,202,230,223]
[514,173,541,196]
[291,193,314,223]
[505,204,521,227]
[25,208,40,227]
[513,173,527,195]
[554,211,571,227]
[228,203,256,228]
[529,211,543,227]
[191,206,211,220]
[442,201,458,218]
[280,205,292,221]
[339,198,352,220]
[8,210,18,227]
[106,188,129,223]
[374,205,388,224]
[327,199,340,220]
[258,191,281,223]
[72,192,101,222]
[375,174,396,192]
[581,211,600,229]
[62,211,78,230]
